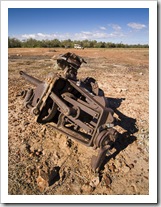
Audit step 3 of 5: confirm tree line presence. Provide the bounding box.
[8,37,149,48]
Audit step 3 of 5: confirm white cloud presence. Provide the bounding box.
[75,30,125,40]
[20,33,60,40]
[127,22,146,30]
[110,24,122,31]
[75,31,109,40]
[99,26,107,30]
[21,34,36,39]
[92,32,108,38]
[37,33,51,38]
[109,31,125,38]
[11,29,126,42]
[10,23,127,41]
[81,31,92,35]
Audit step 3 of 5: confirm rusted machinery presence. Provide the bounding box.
[19,52,118,171]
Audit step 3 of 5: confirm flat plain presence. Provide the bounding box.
[8,48,149,195]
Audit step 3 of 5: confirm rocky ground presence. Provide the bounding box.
[8,48,149,195]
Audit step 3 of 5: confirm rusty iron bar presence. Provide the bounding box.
[20,71,43,86]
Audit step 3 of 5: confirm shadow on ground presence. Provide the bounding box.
[99,97,138,171]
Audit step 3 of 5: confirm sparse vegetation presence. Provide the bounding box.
[8,37,149,48]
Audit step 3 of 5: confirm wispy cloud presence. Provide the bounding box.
[109,24,122,31]
[10,21,128,42]
[21,34,36,39]
[76,31,108,39]
[20,33,64,40]
[81,31,92,35]
[9,21,129,41]
[11,29,126,41]
[99,26,107,30]
[127,22,146,30]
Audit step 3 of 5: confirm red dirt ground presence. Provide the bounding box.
[8,48,149,195]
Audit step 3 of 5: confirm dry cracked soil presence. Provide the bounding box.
[8,48,149,195]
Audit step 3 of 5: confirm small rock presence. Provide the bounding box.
[89,176,100,188]
[118,88,122,93]
[114,159,122,168]
[122,88,128,92]
[42,150,46,156]
[81,184,94,193]
[52,55,56,59]
[114,168,119,173]
[29,153,33,157]
[41,126,46,135]
[37,175,48,192]
[122,166,130,173]
[117,88,128,93]
[128,164,134,169]
[35,151,40,156]
[38,148,42,152]
[108,163,116,172]
[30,146,35,152]
[104,174,112,187]
[140,128,145,133]
[23,121,30,126]
[139,72,143,75]
[36,169,49,192]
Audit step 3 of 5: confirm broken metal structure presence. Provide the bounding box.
[19,52,118,171]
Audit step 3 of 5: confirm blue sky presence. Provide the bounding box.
[8,8,149,44]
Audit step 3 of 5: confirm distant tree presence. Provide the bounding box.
[8,37,22,48]
[8,37,149,49]
[50,39,61,47]
[100,42,106,48]
[81,39,90,48]
[61,39,73,48]
[22,38,38,48]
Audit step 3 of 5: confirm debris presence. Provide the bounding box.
[81,183,94,193]
[37,175,48,192]
[104,174,112,187]
[89,176,100,188]
[36,169,49,192]
[36,166,60,192]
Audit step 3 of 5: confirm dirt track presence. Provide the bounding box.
[8,48,149,195]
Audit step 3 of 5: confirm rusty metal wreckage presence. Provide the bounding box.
[19,52,118,172]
